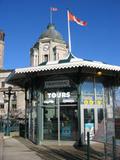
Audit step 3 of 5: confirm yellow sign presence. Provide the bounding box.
[84,100,89,105]
[83,99,102,105]
[96,100,102,105]
[89,100,94,105]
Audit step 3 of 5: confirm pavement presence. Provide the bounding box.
[0,136,106,160]
[1,134,120,160]
[2,137,43,160]
[0,133,4,160]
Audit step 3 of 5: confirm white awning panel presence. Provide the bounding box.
[14,60,120,74]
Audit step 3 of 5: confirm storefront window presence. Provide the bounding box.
[95,80,104,105]
[81,77,104,105]
[43,78,78,140]
[114,87,120,140]
[115,87,120,118]
[81,77,94,105]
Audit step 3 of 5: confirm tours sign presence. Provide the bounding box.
[47,92,70,99]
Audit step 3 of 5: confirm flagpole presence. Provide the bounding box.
[50,8,52,24]
[67,10,72,53]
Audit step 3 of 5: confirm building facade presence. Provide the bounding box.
[0,31,25,134]
[30,24,68,66]
[7,23,120,145]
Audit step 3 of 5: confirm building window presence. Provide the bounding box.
[53,48,57,61]
[12,104,17,109]
[0,104,4,109]
[1,81,5,88]
[54,52,56,61]
[44,55,48,62]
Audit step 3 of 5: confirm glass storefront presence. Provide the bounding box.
[27,75,117,144]
[43,78,78,141]
[43,103,78,140]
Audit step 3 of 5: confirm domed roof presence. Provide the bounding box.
[40,24,64,41]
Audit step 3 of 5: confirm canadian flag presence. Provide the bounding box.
[68,11,87,26]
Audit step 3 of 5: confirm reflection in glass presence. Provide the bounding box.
[44,107,58,140]
[60,105,78,140]
[81,78,94,104]
[81,77,105,105]
[84,109,95,140]
[95,82,104,105]
[98,108,103,124]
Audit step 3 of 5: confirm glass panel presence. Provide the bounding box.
[98,108,103,124]
[93,108,104,142]
[114,87,120,141]
[115,87,120,118]
[81,77,94,105]
[95,82,104,105]
[29,108,37,142]
[60,105,78,140]
[84,109,95,140]
[44,107,58,140]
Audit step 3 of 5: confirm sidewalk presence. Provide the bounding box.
[1,136,105,160]
[3,137,43,160]
[0,133,4,160]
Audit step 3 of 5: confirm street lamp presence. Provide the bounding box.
[4,86,15,136]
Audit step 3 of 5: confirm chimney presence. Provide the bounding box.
[0,31,5,69]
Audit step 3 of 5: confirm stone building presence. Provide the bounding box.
[30,24,68,66]
[0,31,25,134]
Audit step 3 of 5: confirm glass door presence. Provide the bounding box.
[60,104,78,140]
[43,107,58,140]
[84,109,95,140]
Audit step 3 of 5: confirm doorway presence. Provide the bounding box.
[43,107,58,140]
[43,103,78,141]
[84,109,95,140]
[60,103,78,140]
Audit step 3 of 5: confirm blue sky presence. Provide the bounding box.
[0,0,120,69]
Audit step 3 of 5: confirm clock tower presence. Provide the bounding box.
[30,24,68,66]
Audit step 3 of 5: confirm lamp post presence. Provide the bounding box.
[4,86,15,136]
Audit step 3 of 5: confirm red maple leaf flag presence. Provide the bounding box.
[50,7,58,12]
[68,11,87,26]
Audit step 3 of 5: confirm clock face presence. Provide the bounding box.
[43,44,49,51]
